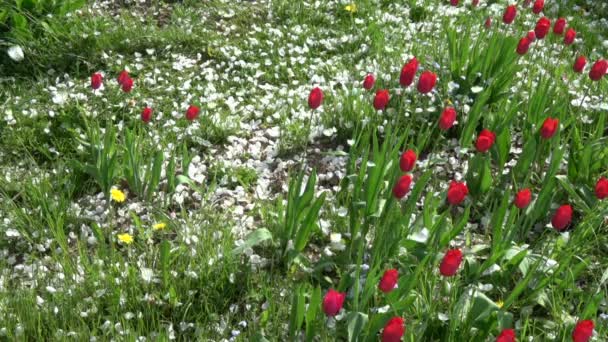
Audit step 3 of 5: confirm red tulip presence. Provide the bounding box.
[382,317,405,342]
[573,56,587,73]
[374,89,390,110]
[117,70,130,85]
[595,177,608,199]
[516,37,532,55]
[378,269,399,293]
[503,5,517,24]
[363,74,375,90]
[447,181,468,205]
[564,29,576,45]
[472,0,479,7]
[485,17,492,29]
[496,328,516,342]
[399,149,417,172]
[589,60,608,81]
[91,73,103,90]
[439,249,463,276]
[553,18,566,35]
[322,289,345,317]
[551,204,572,231]
[417,71,437,94]
[141,107,153,123]
[393,175,413,199]
[121,77,133,93]
[532,0,544,14]
[308,87,323,110]
[475,129,496,153]
[572,320,594,342]
[527,31,536,42]
[439,107,457,130]
[535,17,551,39]
[450,0,458,6]
[540,117,559,139]
[186,105,200,121]
[514,188,532,209]
[400,57,419,87]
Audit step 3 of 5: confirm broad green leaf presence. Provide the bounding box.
[231,228,273,256]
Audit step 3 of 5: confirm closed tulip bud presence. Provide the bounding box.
[564,28,576,45]
[514,188,532,209]
[540,117,559,139]
[382,317,405,342]
[417,71,437,94]
[400,57,419,87]
[399,149,417,172]
[141,107,153,123]
[447,181,468,205]
[117,70,130,85]
[439,107,457,130]
[535,17,551,39]
[503,5,517,24]
[439,249,463,276]
[450,0,458,6]
[378,269,399,293]
[363,74,375,90]
[475,129,496,153]
[374,89,390,110]
[527,31,536,42]
[532,0,544,14]
[516,37,532,55]
[472,0,479,7]
[572,320,594,342]
[573,56,587,73]
[322,289,345,317]
[186,105,200,121]
[485,17,492,28]
[589,60,607,81]
[595,177,608,199]
[91,73,103,90]
[308,87,323,110]
[496,328,516,342]
[551,204,572,231]
[393,175,413,199]
[121,77,133,92]
[553,18,566,35]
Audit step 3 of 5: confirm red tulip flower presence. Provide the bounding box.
[551,204,573,231]
[516,37,532,55]
[308,87,323,110]
[503,5,517,24]
[540,117,559,139]
[378,269,399,293]
[535,17,551,39]
[417,71,437,94]
[382,317,405,342]
[572,320,594,342]
[475,129,496,153]
[91,73,103,90]
[117,70,130,85]
[439,249,463,276]
[322,289,346,317]
[496,328,516,342]
[374,89,390,110]
[450,0,458,6]
[121,77,133,92]
[532,0,544,14]
[186,105,200,121]
[564,29,576,45]
[514,188,532,209]
[400,149,417,172]
[393,175,413,199]
[573,56,587,73]
[589,60,608,81]
[472,0,479,7]
[439,107,457,130]
[363,74,375,90]
[400,57,419,87]
[527,31,536,42]
[447,181,468,205]
[485,17,492,29]
[141,107,153,123]
[553,18,566,35]
[595,177,608,199]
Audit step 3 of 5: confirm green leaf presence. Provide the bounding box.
[346,311,368,342]
[305,287,321,342]
[231,228,273,256]
[288,286,306,339]
[160,240,170,285]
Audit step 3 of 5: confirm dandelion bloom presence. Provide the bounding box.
[378,269,399,293]
[503,5,517,24]
[363,74,375,90]
[573,56,587,73]
[322,289,345,317]
[374,89,390,110]
[589,60,608,81]
[553,18,566,35]
[399,149,417,172]
[595,177,608,199]
[110,188,126,203]
[141,107,153,123]
[117,70,130,85]
[514,188,532,209]
[540,117,559,139]
[439,107,457,130]
[121,77,134,92]
[417,71,437,94]
[400,57,419,87]
[534,17,551,39]
[551,204,572,231]
[186,105,200,121]
[532,0,544,14]
[475,129,496,153]
[564,29,576,45]
[447,181,468,205]
[153,222,167,231]
[91,73,103,90]
[308,87,323,109]
[439,249,463,276]
[496,328,516,342]
[393,175,413,199]
[516,37,532,55]
[344,3,357,13]
[382,317,405,342]
[117,233,134,245]
[572,320,594,342]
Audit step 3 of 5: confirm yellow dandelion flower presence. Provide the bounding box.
[153,222,167,231]
[496,300,504,309]
[110,188,126,203]
[345,3,357,13]
[117,233,134,245]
